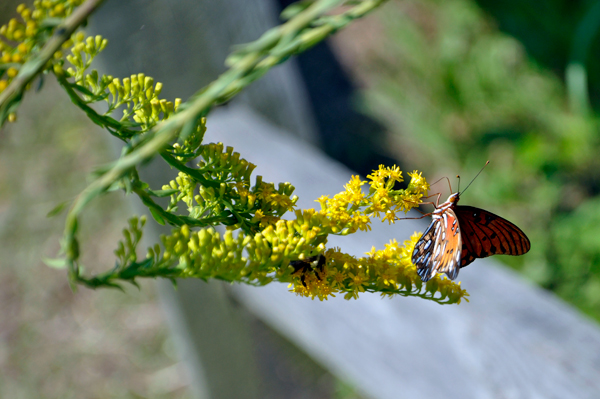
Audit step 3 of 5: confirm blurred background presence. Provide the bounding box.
[334,0,600,321]
[2,0,600,397]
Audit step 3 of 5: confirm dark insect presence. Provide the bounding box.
[290,254,326,287]
[412,191,530,282]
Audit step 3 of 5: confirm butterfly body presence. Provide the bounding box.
[412,192,530,282]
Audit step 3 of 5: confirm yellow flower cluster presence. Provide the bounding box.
[60,32,180,133]
[159,213,327,285]
[317,165,430,234]
[283,169,463,303]
[150,166,467,304]
[64,32,107,82]
[289,234,468,304]
[0,1,84,94]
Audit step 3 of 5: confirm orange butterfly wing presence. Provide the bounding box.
[413,208,462,282]
[454,205,531,268]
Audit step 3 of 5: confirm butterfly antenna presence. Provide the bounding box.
[460,160,490,195]
[456,175,461,193]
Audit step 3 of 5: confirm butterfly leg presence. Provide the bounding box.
[395,197,439,221]
[426,176,454,203]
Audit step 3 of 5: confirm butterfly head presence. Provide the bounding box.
[446,192,460,204]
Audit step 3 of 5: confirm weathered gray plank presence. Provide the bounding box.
[207,105,600,399]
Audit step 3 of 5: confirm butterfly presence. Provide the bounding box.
[412,191,530,282]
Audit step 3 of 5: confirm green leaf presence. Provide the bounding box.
[46,201,69,217]
[179,116,199,142]
[149,208,166,225]
[281,1,315,20]
[43,257,67,269]
[70,83,95,97]
[148,188,178,197]
[226,27,281,66]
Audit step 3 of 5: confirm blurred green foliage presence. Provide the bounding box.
[475,0,600,108]
[361,0,600,320]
